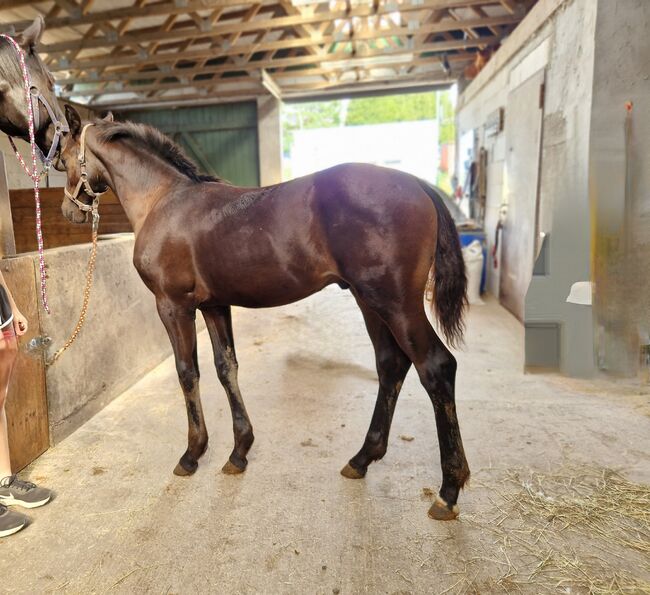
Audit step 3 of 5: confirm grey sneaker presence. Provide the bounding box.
[0,504,26,537]
[0,475,51,508]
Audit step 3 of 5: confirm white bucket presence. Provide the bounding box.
[462,240,485,306]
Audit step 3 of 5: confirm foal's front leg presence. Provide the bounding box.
[156,297,208,476]
[202,306,254,474]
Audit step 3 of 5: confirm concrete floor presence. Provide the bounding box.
[1,288,649,593]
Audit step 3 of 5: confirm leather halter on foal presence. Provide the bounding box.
[64,122,105,219]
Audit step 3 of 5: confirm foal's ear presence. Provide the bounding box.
[65,104,82,138]
[17,16,45,52]
[102,111,114,122]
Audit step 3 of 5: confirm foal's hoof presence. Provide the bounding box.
[428,496,459,521]
[174,454,198,477]
[173,460,198,477]
[340,463,366,479]
[222,460,246,475]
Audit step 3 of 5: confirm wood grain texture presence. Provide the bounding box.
[2,257,49,472]
[10,188,132,253]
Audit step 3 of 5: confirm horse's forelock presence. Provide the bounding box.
[0,38,22,85]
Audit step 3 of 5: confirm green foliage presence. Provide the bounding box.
[281,90,456,161]
[345,92,438,125]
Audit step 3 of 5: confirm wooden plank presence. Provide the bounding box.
[10,188,132,253]
[60,50,476,87]
[57,35,502,77]
[2,0,506,34]
[9,188,122,207]
[3,256,49,472]
[47,13,517,56]
[0,153,16,258]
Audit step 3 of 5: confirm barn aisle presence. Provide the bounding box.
[1,287,648,593]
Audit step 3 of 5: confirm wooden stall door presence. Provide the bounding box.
[499,70,545,321]
[3,257,49,472]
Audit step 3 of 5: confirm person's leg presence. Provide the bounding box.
[0,327,51,510]
[0,328,28,537]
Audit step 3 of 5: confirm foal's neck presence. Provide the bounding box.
[94,139,187,236]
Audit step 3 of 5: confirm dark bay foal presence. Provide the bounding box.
[59,106,470,520]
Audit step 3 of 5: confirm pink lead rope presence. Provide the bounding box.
[0,34,50,313]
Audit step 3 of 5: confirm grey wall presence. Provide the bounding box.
[525,0,598,377]
[590,0,650,376]
[257,96,283,186]
[31,237,174,443]
[458,0,599,376]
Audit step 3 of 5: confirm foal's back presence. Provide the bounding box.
[135,163,436,310]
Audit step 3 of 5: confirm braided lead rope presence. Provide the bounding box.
[0,34,49,313]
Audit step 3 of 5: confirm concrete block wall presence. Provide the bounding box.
[589,0,650,375]
[458,0,650,377]
[457,0,598,376]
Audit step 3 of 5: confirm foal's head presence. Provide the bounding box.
[0,17,58,145]
[60,105,112,224]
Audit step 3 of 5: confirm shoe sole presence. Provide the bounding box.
[0,494,51,509]
[0,522,25,537]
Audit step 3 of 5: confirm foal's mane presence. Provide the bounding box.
[95,121,224,184]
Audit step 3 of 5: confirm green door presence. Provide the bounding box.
[122,102,260,186]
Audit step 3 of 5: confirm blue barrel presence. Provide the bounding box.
[458,230,487,294]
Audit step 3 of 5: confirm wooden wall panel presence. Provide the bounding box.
[9,188,132,253]
[3,256,49,472]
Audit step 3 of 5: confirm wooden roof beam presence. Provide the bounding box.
[50,18,511,72]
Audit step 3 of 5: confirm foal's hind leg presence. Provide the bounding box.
[382,303,470,520]
[202,306,254,474]
[156,297,208,476]
[341,302,411,479]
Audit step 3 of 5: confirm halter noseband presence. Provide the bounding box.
[64,123,105,219]
[0,34,70,173]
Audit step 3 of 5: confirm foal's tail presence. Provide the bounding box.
[419,180,468,348]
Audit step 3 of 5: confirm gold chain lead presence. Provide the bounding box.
[46,214,99,367]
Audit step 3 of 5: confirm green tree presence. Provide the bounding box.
[345,92,438,125]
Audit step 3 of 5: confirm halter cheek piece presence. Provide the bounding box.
[0,34,70,172]
[64,123,106,221]
[26,84,69,167]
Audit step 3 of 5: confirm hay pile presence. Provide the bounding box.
[460,465,650,594]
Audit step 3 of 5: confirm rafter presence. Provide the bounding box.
[61,52,473,98]
[0,0,535,106]
[1,0,511,33]
[49,20,509,75]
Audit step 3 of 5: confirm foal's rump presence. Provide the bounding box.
[313,163,439,287]
[312,163,466,344]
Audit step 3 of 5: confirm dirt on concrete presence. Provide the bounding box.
[0,288,648,593]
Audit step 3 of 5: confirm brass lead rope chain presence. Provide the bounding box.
[46,210,99,367]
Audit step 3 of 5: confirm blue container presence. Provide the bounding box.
[459,230,487,294]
